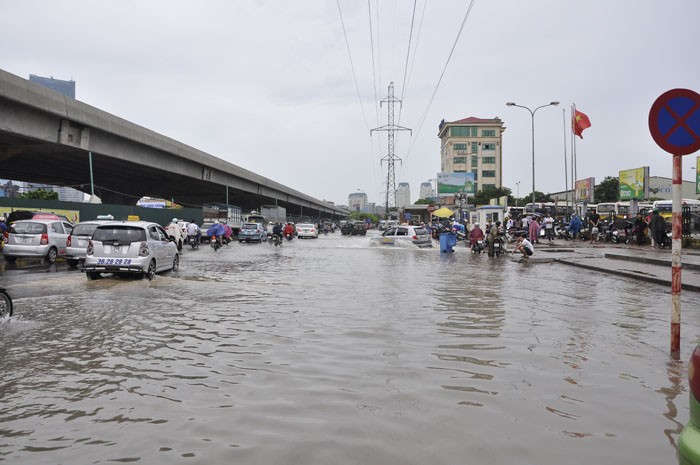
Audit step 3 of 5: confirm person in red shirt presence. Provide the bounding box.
[283,223,295,239]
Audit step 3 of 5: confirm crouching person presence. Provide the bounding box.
[512,234,534,259]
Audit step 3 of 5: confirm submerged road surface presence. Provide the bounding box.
[1,231,699,464]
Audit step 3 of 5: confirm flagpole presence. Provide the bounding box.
[571,103,576,213]
[562,108,569,218]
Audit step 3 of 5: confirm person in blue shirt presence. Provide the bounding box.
[207,221,226,247]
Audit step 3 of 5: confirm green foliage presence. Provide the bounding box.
[349,211,379,223]
[473,186,513,206]
[595,176,619,203]
[19,188,58,200]
[414,198,432,205]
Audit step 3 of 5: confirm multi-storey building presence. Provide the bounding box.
[395,182,411,208]
[29,74,75,98]
[348,192,368,213]
[419,182,435,200]
[438,117,506,192]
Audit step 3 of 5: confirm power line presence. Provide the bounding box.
[368,0,379,126]
[397,0,417,124]
[403,0,477,168]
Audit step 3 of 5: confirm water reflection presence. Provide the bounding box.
[1,234,700,464]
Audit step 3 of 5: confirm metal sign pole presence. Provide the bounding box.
[671,154,682,359]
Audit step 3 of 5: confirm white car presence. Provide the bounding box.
[65,220,114,267]
[296,223,318,239]
[3,218,74,264]
[83,221,179,280]
[370,225,433,248]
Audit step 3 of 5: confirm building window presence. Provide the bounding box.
[471,142,478,153]
[453,156,467,164]
[471,157,478,168]
[482,129,496,137]
[482,184,496,190]
[450,126,477,137]
[483,143,496,151]
[472,170,478,180]
[482,156,496,164]
[454,143,467,151]
[482,170,496,178]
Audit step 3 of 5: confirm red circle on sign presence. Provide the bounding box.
[649,88,700,155]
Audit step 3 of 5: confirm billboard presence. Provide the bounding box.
[575,177,595,203]
[619,166,649,200]
[437,172,475,196]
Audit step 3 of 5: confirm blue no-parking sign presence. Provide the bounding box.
[649,88,700,156]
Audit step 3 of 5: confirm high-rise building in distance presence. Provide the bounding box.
[348,191,368,212]
[395,182,411,208]
[419,182,435,200]
[29,74,76,98]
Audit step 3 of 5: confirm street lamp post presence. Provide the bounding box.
[506,101,559,214]
[515,181,520,208]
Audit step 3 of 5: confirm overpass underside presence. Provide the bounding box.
[0,68,346,219]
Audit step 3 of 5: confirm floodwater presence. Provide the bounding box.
[1,231,700,464]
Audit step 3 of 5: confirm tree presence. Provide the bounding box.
[595,176,619,203]
[473,186,512,206]
[19,188,58,200]
[414,199,432,205]
[349,211,379,224]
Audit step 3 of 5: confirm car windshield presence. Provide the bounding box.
[10,222,47,234]
[72,223,99,236]
[93,226,147,243]
[241,224,258,230]
[414,227,427,235]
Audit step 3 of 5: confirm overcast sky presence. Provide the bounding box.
[2,0,699,206]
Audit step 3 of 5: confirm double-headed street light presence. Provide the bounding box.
[506,101,559,214]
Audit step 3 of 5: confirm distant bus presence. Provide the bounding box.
[653,199,700,220]
[597,201,652,220]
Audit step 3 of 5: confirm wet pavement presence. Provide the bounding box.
[1,231,700,464]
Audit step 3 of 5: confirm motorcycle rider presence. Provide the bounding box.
[649,209,666,248]
[283,222,295,240]
[271,222,283,244]
[186,220,200,246]
[487,221,501,257]
[207,220,226,249]
[469,223,484,252]
[221,220,233,245]
[165,218,184,252]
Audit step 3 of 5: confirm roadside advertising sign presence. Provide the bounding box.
[575,177,595,203]
[619,166,649,200]
[437,172,475,196]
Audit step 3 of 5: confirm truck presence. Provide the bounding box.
[202,203,243,234]
[260,205,287,225]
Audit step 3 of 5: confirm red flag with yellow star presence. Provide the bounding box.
[573,109,591,138]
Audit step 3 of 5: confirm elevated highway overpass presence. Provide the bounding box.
[0,69,347,219]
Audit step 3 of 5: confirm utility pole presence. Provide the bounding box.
[371,82,411,216]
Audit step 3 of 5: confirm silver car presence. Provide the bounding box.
[3,219,74,264]
[370,225,433,248]
[65,220,114,268]
[83,221,179,280]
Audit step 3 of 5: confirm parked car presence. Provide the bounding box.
[370,225,432,248]
[3,219,74,264]
[679,346,700,464]
[65,219,114,267]
[83,221,179,280]
[238,222,267,243]
[296,223,318,239]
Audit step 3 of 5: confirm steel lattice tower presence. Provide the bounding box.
[371,82,411,214]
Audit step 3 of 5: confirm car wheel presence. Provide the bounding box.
[0,290,13,318]
[4,256,17,263]
[45,247,58,264]
[145,260,156,281]
[172,254,179,272]
[86,271,99,280]
[67,259,79,268]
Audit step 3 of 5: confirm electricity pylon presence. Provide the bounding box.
[371,82,411,214]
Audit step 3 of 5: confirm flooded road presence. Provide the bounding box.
[1,231,699,464]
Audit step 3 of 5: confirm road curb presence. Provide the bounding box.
[605,253,700,271]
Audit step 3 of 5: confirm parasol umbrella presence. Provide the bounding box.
[432,207,454,218]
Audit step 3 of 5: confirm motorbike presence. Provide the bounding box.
[210,235,222,251]
[187,234,199,250]
[285,232,294,241]
[271,233,282,247]
[0,286,13,318]
[471,239,484,254]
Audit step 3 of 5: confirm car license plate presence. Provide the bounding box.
[20,237,30,244]
[97,258,132,265]
[109,245,124,254]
